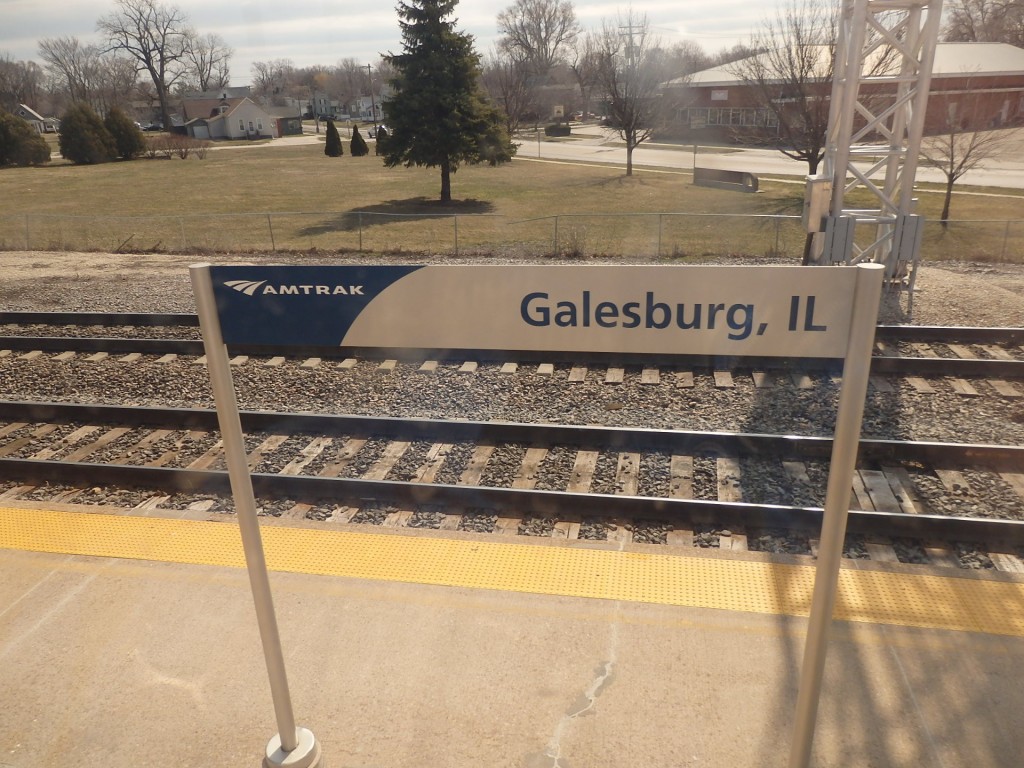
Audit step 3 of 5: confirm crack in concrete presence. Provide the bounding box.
[526,537,626,768]
[526,623,620,768]
[565,660,616,719]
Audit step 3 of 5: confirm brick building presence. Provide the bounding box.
[665,42,1024,142]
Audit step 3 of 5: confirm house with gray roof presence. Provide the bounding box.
[12,104,46,133]
[183,94,279,140]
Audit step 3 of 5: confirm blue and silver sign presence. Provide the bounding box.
[211,265,422,346]
[209,264,859,357]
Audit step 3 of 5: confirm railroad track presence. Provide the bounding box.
[2,313,1022,571]
[2,401,1023,570]
[1,313,1023,381]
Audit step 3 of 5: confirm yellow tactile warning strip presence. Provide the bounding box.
[3,506,1024,637]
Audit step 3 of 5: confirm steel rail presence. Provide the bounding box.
[1,456,1023,545]
[0,335,1020,377]
[0,311,199,327]
[866,356,1021,377]
[1,336,206,355]
[3,312,1021,346]
[0,400,1020,470]
[876,325,1024,345]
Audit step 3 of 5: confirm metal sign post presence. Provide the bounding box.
[190,264,322,768]
[788,263,884,767]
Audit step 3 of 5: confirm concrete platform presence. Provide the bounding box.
[2,504,1024,768]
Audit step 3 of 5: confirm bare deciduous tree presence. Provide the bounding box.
[481,50,533,135]
[184,32,232,92]
[943,0,1024,46]
[373,58,397,85]
[920,84,1021,223]
[96,0,192,129]
[38,37,101,105]
[100,55,140,113]
[497,0,580,77]
[726,0,837,174]
[0,53,44,111]
[251,58,294,103]
[333,58,369,112]
[666,40,712,76]
[714,43,761,67]
[568,31,602,120]
[38,39,137,116]
[595,11,671,176]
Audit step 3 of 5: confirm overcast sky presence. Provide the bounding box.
[1,0,772,86]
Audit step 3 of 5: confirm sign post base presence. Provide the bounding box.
[264,727,322,768]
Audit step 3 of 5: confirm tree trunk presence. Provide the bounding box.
[440,157,452,203]
[801,232,816,266]
[941,177,954,227]
[157,95,172,132]
[150,70,172,132]
[626,140,634,177]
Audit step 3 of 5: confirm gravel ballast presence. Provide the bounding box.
[1,251,1022,553]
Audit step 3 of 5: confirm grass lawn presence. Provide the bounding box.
[1,140,1021,261]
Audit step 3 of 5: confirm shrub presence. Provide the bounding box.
[171,134,192,159]
[544,123,571,137]
[350,125,369,156]
[104,107,146,160]
[143,134,212,159]
[374,125,388,156]
[324,119,343,157]
[143,136,164,159]
[0,111,50,167]
[58,103,117,164]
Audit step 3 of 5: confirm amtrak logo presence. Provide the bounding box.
[225,279,267,296]
[223,279,364,296]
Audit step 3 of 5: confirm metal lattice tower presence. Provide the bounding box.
[819,0,943,286]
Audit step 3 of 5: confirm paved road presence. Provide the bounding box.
[519,125,1024,191]
[233,126,1024,192]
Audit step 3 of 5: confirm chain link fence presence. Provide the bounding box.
[0,211,1020,262]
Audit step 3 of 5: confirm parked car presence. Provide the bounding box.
[143,122,164,132]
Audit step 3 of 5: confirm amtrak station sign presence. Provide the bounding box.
[209,264,858,358]
[192,261,884,768]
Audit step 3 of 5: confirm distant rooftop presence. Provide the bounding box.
[671,42,1024,88]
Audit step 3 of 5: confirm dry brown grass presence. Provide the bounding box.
[1,140,1022,261]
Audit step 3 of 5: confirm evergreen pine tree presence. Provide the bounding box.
[324,119,343,157]
[104,107,146,160]
[350,125,369,156]
[0,111,50,167]
[383,0,515,202]
[58,103,117,165]
[374,125,388,156]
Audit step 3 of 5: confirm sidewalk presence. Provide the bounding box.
[1,507,1023,767]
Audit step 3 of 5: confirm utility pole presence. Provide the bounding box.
[618,22,642,69]
[366,63,378,132]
